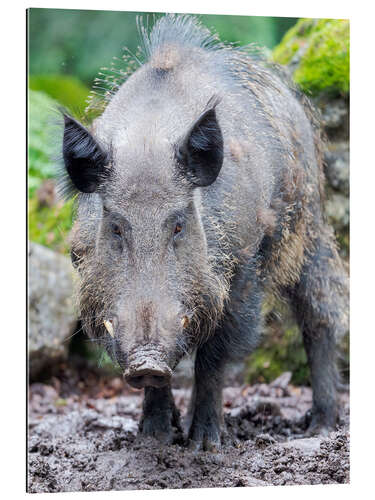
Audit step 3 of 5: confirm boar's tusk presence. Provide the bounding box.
[181,316,190,329]
[104,320,114,338]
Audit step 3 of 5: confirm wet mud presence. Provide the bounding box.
[28,364,349,492]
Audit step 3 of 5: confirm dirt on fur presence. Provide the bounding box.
[28,362,349,492]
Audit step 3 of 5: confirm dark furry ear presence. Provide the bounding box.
[176,98,223,187]
[62,115,110,194]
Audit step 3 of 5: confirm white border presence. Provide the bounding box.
[1,1,374,499]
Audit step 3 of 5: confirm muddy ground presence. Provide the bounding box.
[28,361,349,493]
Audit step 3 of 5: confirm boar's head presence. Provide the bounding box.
[62,99,228,388]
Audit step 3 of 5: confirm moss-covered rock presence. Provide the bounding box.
[273,18,349,96]
[246,19,350,387]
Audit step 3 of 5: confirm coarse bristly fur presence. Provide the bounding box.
[60,14,349,450]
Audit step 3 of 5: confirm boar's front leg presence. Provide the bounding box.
[187,348,225,451]
[188,277,263,451]
[139,386,182,444]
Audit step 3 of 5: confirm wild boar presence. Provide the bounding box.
[62,14,349,450]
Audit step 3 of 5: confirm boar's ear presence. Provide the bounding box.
[62,115,110,194]
[176,101,223,187]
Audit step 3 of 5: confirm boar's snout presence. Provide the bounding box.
[124,353,172,389]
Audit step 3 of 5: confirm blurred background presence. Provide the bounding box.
[28,9,349,387]
[29,9,297,85]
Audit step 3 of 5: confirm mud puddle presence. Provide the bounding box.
[28,364,349,492]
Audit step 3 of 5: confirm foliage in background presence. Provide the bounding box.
[29,75,90,114]
[28,90,60,197]
[69,325,120,374]
[28,197,75,255]
[28,9,297,86]
[246,302,309,385]
[28,89,75,254]
[273,18,349,96]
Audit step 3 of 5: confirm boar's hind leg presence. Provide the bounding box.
[287,228,349,436]
[139,386,182,444]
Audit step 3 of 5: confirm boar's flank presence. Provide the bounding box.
[61,14,349,450]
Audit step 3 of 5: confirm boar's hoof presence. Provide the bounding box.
[304,409,337,437]
[139,408,182,445]
[305,421,331,438]
[139,416,174,444]
[187,422,222,452]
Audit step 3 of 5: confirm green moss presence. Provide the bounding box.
[29,74,90,113]
[55,398,68,407]
[273,18,349,96]
[28,197,75,255]
[272,18,316,65]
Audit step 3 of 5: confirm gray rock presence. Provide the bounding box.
[318,97,348,132]
[323,140,349,246]
[324,142,349,195]
[325,192,349,232]
[313,96,349,254]
[28,242,77,380]
[270,371,292,390]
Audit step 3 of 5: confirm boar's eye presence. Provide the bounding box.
[173,222,185,241]
[112,223,122,237]
[174,223,183,235]
[166,212,185,240]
